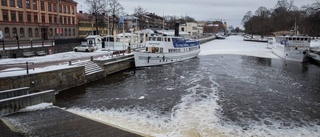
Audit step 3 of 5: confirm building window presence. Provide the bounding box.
[12,28,17,37]
[28,28,32,37]
[73,28,75,36]
[34,14,38,22]
[53,5,56,12]
[71,7,74,14]
[63,6,66,13]
[49,28,53,36]
[4,27,10,38]
[27,14,31,22]
[59,5,61,13]
[26,0,30,9]
[2,10,8,21]
[17,0,22,8]
[68,17,70,24]
[48,3,51,12]
[54,16,57,23]
[64,28,67,36]
[64,17,66,24]
[11,12,16,22]
[49,16,52,23]
[68,28,71,36]
[72,17,75,24]
[40,1,44,11]
[1,0,7,6]
[18,13,23,22]
[9,0,14,7]
[67,6,69,14]
[33,1,37,10]
[41,15,45,23]
[35,28,39,37]
[20,28,24,37]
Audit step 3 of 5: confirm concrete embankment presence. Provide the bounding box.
[1,108,141,137]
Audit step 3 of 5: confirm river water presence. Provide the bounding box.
[5,36,320,137]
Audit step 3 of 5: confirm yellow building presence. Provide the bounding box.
[0,0,78,40]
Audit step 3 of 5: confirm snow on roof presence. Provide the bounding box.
[86,35,103,39]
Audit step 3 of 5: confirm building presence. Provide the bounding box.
[203,21,227,34]
[0,0,78,41]
[179,22,203,36]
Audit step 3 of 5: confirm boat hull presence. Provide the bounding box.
[272,44,308,62]
[134,49,200,67]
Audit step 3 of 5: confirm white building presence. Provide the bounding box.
[179,22,203,37]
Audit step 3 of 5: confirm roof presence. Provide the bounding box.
[77,13,90,21]
[86,35,103,39]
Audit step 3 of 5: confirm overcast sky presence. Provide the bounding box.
[76,0,315,28]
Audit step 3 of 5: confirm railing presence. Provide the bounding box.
[0,62,35,75]
[1,39,53,50]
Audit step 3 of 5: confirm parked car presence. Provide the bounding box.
[74,45,95,52]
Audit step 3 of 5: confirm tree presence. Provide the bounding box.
[85,0,108,35]
[133,6,147,29]
[242,11,253,34]
[255,6,271,36]
[106,0,124,34]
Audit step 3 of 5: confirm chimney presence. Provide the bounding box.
[174,23,179,37]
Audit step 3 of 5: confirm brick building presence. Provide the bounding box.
[0,0,78,41]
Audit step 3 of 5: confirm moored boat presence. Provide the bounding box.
[272,35,311,62]
[133,35,200,67]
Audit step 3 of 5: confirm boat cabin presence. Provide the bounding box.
[145,36,200,54]
[275,36,311,47]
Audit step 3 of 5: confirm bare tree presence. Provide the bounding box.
[242,11,253,34]
[106,0,124,34]
[133,6,147,29]
[85,0,108,35]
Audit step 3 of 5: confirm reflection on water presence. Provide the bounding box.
[55,54,320,136]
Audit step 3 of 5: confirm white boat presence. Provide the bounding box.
[272,35,311,62]
[266,37,275,49]
[134,35,201,67]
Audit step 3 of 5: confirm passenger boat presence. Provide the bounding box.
[272,35,311,62]
[133,34,201,67]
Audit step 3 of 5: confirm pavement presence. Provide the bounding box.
[0,108,142,137]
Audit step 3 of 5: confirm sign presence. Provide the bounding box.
[56,28,62,34]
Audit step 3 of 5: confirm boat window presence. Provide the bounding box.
[157,37,161,41]
[293,37,296,41]
[168,38,171,42]
[304,38,308,41]
[297,38,300,41]
[289,38,292,40]
[149,37,152,41]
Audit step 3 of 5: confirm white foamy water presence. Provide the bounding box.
[65,36,320,136]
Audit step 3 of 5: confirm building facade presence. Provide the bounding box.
[179,22,203,36]
[0,0,78,41]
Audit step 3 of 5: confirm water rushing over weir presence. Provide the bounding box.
[53,53,320,137]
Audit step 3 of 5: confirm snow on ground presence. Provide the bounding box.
[0,50,113,65]
[199,35,280,59]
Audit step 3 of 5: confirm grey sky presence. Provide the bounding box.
[76,0,315,28]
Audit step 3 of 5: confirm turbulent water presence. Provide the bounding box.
[4,36,320,137]
[54,53,320,137]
